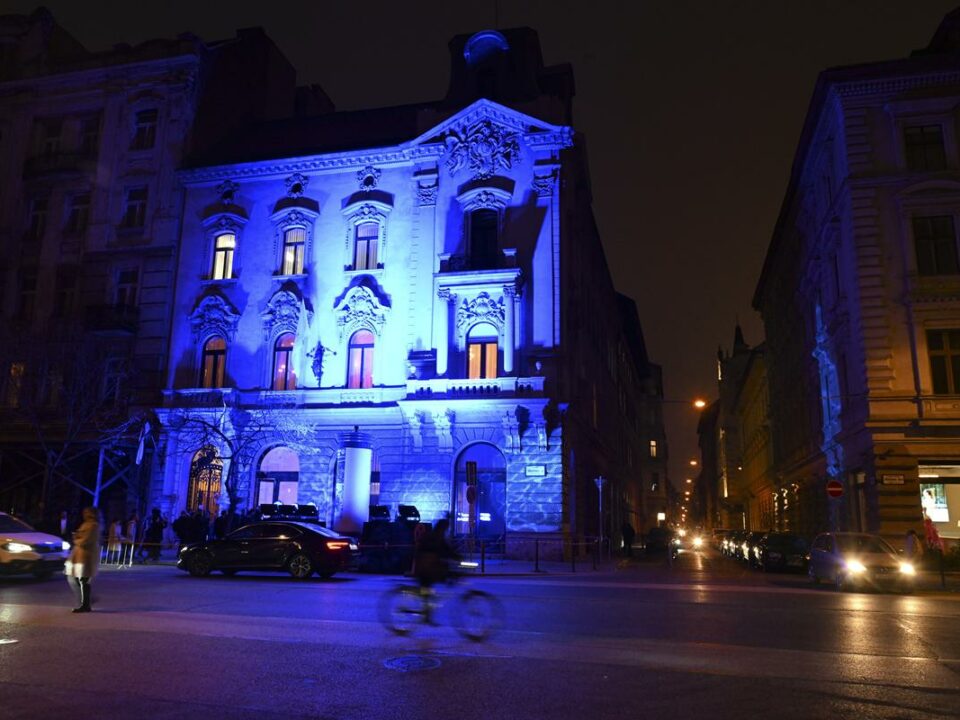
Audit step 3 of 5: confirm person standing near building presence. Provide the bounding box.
[66,507,101,613]
[145,508,167,562]
[924,515,946,589]
[904,529,924,564]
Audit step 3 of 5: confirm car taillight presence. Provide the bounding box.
[326,541,349,550]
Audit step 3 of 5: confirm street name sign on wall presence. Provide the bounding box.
[826,480,844,498]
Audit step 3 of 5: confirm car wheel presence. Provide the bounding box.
[188,553,213,577]
[287,553,313,579]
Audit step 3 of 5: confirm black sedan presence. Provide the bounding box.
[754,532,809,572]
[177,521,359,579]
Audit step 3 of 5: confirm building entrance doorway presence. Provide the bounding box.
[188,448,222,516]
[454,443,506,543]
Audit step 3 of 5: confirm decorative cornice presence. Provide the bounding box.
[835,71,960,99]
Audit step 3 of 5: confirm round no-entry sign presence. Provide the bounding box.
[826,480,844,498]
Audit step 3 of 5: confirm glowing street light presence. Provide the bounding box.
[693,398,707,409]
[689,460,698,467]
[685,478,692,484]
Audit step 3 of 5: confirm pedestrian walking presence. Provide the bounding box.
[621,522,636,558]
[924,515,946,589]
[904,529,924,564]
[65,507,101,613]
[145,508,167,562]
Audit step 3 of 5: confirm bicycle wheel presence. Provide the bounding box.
[453,589,503,642]
[379,585,423,636]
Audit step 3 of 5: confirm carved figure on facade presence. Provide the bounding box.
[334,284,388,340]
[285,172,309,198]
[260,289,308,340]
[407,411,424,453]
[189,294,241,341]
[357,165,381,191]
[433,409,454,452]
[456,292,505,342]
[501,411,520,454]
[444,120,521,179]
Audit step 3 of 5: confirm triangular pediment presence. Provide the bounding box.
[409,98,572,148]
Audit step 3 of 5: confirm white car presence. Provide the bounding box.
[0,511,70,578]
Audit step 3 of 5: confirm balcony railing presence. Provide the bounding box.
[439,249,517,273]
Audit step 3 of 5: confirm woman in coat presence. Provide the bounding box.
[66,507,101,613]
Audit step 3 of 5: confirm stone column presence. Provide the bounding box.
[436,288,454,376]
[336,427,373,534]
[503,286,517,374]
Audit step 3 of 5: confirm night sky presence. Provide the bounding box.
[9,0,959,490]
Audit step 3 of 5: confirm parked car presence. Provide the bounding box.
[739,531,765,564]
[0,511,70,578]
[644,526,675,555]
[808,532,915,592]
[177,521,359,579]
[755,532,809,572]
[722,530,744,557]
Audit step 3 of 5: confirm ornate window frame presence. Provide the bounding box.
[260,288,310,391]
[270,207,318,277]
[341,199,392,273]
[454,291,505,351]
[334,283,390,342]
[202,213,246,282]
[189,294,240,388]
[456,185,512,263]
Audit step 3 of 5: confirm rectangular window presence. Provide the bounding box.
[65,193,90,235]
[130,109,157,151]
[53,267,78,319]
[18,268,37,321]
[281,227,305,275]
[79,115,100,157]
[115,268,139,307]
[649,440,658,458]
[354,222,379,270]
[38,119,61,158]
[469,209,499,267]
[26,196,48,243]
[467,340,498,379]
[927,329,960,395]
[905,125,946,172]
[212,233,235,280]
[913,215,960,276]
[122,187,148,229]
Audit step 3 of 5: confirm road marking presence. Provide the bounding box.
[5,603,960,692]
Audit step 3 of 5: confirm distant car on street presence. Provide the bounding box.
[643,527,675,555]
[0,511,70,578]
[808,532,915,592]
[177,521,359,579]
[754,532,809,572]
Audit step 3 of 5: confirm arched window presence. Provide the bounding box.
[272,333,296,390]
[467,322,498,379]
[469,209,499,267]
[257,446,300,506]
[281,227,306,275]
[211,233,235,280]
[201,336,226,389]
[347,329,374,389]
[353,221,379,270]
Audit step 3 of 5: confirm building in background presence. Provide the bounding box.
[754,9,960,546]
[153,28,665,557]
[0,8,330,521]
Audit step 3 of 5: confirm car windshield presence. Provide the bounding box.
[835,535,896,554]
[0,514,35,533]
[767,535,807,550]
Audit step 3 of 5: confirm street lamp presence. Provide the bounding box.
[689,460,698,467]
[693,398,707,409]
[686,478,692,484]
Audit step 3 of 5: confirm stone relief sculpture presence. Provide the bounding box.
[444,120,521,179]
[335,284,388,340]
[189,294,241,341]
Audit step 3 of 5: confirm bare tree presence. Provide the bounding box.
[167,398,313,515]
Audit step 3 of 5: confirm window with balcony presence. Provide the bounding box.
[121,187,148,230]
[272,333,296,390]
[347,329,374,389]
[353,221,379,270]
[466,323,498,379]
[130,109,157,151]
[281,227,305,275]
[201,336,227,389]
[65,193,90,235]
[905,125,946,172]
[212,233,235,280]
[469,208,499,267]
[928,329,960,395]
[913,215,959,276]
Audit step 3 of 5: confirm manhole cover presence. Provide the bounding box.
[383,655,441,672]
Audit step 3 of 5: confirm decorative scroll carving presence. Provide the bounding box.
[456,292,505,340]
[357,165,381,191]
[334,284,388,340]
[443,120,521,179]
[260,289,304,339]
[189,294,240,341]
[408,411,424,453]
[532,171,557,198]
[285,172,309,198]
[215,180,239,204]
[207,215,243,236]
[416,182,438,206]
[501,412,520,454]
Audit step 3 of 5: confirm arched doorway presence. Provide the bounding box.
[188,448,222,515]
[257,446,300,506]
[454,443,506,541]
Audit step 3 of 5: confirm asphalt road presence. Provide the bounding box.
[2,549,959,720]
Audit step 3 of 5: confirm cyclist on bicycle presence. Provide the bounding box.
[413,519,458,622]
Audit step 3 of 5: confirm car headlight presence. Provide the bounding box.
[899,562,916,576]
[692,537,703,548]
[845,559,867,574]
[3,542,33,553]
[61,541,71,551]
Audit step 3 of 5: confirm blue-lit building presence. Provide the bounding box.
[153,28,666,556]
